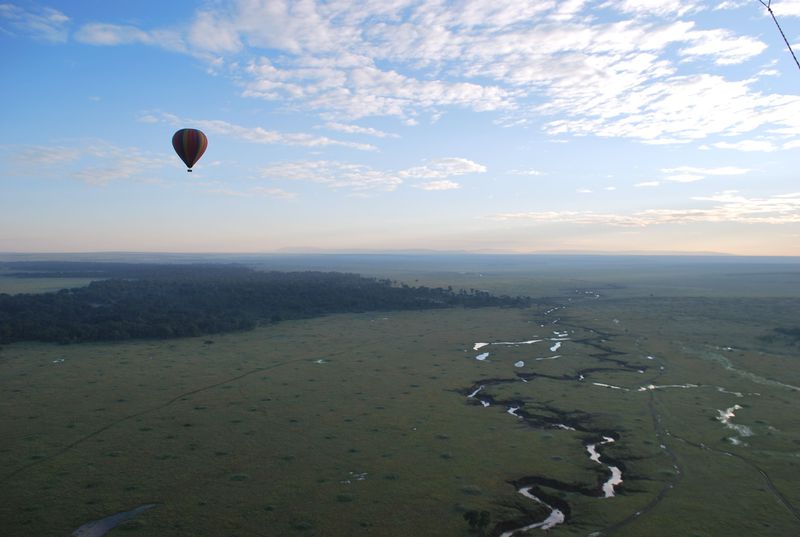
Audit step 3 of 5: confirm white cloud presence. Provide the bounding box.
[609,0,702,17]
[261,160,402,191]
[0,3,69,42]
[577,188,593,193]
[715,1,749,10]
[259,156,486,192]
[414,180,461,191]
[154,113,376,151]
[679,29,767,65]
[242,57,513,120]
[188,10,241,53]
[8,145,80,167]
[542,74,800,145]
[322,122,398,138]
[713,140,779,151]
[771,1,800,17]
[488,191,800,226]
[75,23,186,53]
[662,166,751,175]
[657,166,751,183]
[664,174,704,183]
[176,1,767,130]
[400,157,487,179]
[136,114,160,124]
[75,23,151,45]
[3,141,171,185]
[508,168,545,176]
[549,0,590,22]
[63,2,797,147]
[635,181,661,187]
[757,68,781,77]
[72,142,172,185]
[783,139,800,149]
[488,210,646,226]
[194,118,376,151]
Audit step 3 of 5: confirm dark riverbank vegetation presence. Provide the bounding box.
[0,262,530,344]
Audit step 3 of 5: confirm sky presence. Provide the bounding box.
[1,0,799,255]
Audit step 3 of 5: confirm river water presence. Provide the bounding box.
[587,437,623,498]
[498,488,565,537]
[72,504,156,537]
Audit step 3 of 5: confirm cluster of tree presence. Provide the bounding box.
[758,326,800,347]
[771,327,800,346]
[463,510,491,535]
[0,263,530,344]
[774,327,800,340]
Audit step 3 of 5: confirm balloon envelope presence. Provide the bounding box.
[172,129,208,171]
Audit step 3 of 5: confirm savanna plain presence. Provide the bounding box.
[1,255,799,536]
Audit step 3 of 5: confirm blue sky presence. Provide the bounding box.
[1,0,799,255]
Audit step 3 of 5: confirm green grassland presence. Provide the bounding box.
[0,274,98,295]
[1,258,799,536]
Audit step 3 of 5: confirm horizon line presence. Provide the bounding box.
[1,249,799,258]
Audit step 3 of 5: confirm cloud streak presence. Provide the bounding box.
[75,23,186,53]
[0,3,69,42]
[3,141,172,185]
[322,122,399,138]
[400,158,487,179]
[155,113,377,151]
[414,180,461,191]
[260,160,402,191]
[488,191,800,226]
[662,166,751,176]
[260,156,486,192]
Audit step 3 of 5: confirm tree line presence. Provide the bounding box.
[0,262,530,344]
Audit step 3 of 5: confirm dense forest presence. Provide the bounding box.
[0,262,530,344]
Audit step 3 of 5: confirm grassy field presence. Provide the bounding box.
[1,258,799,536]
[0,275,98,295]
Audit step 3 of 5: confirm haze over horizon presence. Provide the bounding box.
[2,1,799,255]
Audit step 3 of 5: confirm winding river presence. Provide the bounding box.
[587,436,623,498]
[72,504,156,537]
[498,488,565,536]
[461,297,640,535]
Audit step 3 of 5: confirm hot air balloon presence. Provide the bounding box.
[172,128,208,172]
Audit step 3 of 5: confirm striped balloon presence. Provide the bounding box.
[172,129,208,172]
